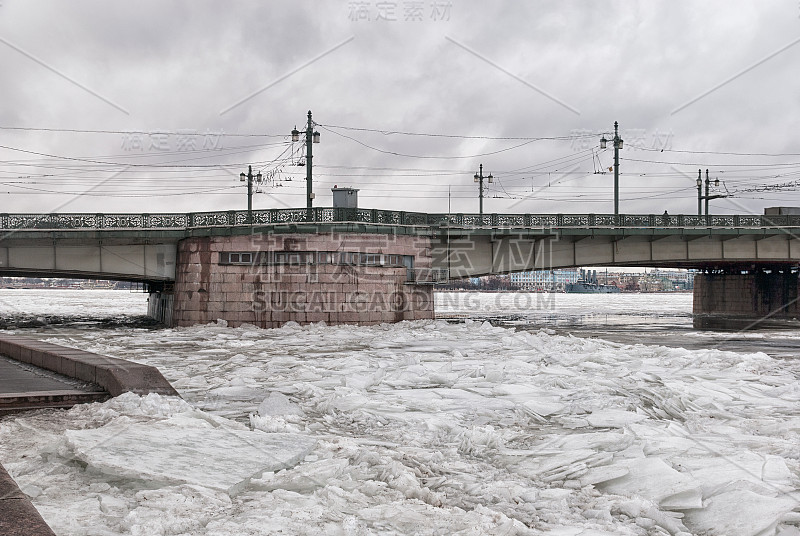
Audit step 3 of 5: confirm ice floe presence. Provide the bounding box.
[0,293,797,535]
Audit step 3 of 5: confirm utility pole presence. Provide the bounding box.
[697,169,702,216]
[239,165,261,224]
[305,111,314,221]
[614,121,620,215]
[247,165,253,223]
[600,122,624,215]
[697,167,724,216]
[473,164,493,221]
[291,110,320,222]
[448,184,451,214]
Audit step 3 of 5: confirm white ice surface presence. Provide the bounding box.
[65,416,316,494]
[0,291,798,535]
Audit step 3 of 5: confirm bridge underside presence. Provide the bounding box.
[432,231,800,277]
[0,242,177,283]
[433,229,800,329]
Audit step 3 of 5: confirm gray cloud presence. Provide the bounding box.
[0,0,798,216]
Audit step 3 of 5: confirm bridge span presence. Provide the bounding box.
[2,209,799,328]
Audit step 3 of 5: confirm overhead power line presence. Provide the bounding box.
[0,126,286,137]
[318,125,539,160]
[639,146,800,157]
[319,123,592,141]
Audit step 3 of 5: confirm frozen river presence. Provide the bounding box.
[0,290,798,535]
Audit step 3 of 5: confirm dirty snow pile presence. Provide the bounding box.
[1,318,799,535]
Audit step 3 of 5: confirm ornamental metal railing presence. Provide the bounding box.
[1,208,799,230]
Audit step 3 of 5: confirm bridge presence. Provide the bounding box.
[2,208,799,328]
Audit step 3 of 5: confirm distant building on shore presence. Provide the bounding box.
[509,269,581,291]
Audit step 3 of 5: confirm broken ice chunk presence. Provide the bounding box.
[598,457,702,509]
[586,409,647,428]
[682,489,797,536]
[65,417,316,495]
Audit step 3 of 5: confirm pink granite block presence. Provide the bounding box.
[253,310,271,323]
[306,312,329,323]
[223,273,245,284]
[338,312,361,323]
[220,282,243,293]
[205,299,224,311]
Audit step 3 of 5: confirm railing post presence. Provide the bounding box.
[96,213,104,229]
[371,209,378,223]
[733,214,740,227]
[188,213,196,227]
[270,209,278,224]
[557,214,563,227]
[588,214,595,227]
[524,214,531,227]
[141,213,150,228]
[227,210,237,226]
[491,213,498,227]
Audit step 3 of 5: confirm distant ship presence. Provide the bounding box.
[565,269,621,294]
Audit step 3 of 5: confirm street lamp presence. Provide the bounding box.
[696,169,702,216]
[239,165,262,224]
[696,168,723,216]
[291,110,320,221]
[600,121,624,215]
[473,163,493,220]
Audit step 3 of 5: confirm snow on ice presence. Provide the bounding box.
[0,295,798,534]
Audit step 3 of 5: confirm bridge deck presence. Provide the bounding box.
[2,209,800,282]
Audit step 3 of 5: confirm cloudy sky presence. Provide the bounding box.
[2,1,799,216]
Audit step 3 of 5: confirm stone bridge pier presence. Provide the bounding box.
[150,231,436,328]
[693,267,800,329]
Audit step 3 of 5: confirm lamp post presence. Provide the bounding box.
[239,165,262,224]
[696,168,723,216]
[291,110,320,221]
[473,164,493,220]
[600,121,624,215]
[696,169,702,216]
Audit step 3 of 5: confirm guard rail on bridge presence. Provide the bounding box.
[0,209,798,230]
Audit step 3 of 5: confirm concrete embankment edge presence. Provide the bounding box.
[0,334,180,535]
[0,334,179,397]
[0,465,56,536]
